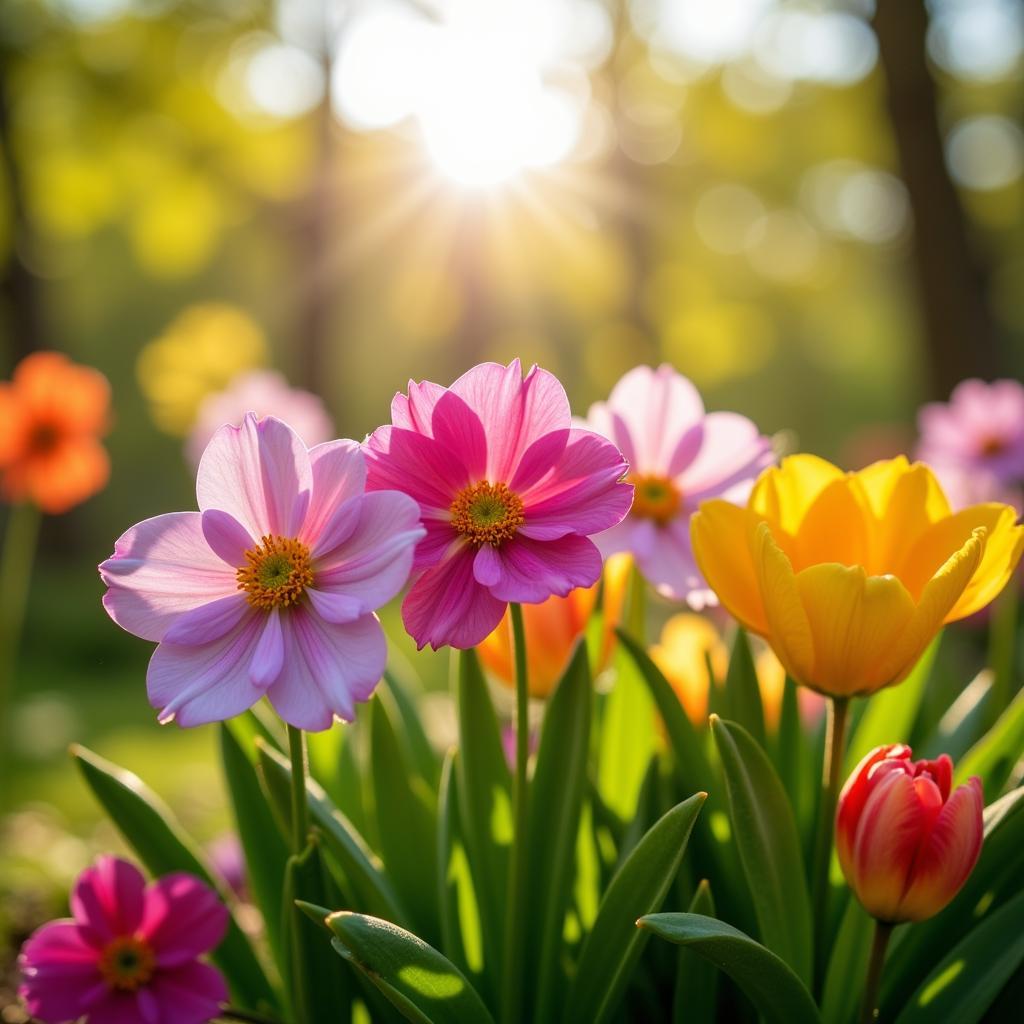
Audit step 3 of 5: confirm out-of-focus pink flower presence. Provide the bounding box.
[836,744,983,923]
[208,834,246,899]
[364,360,632,650]
[916,379,1024,512]
[100,414,424,730]
[19,856,227,1024]
[186,370,334,468]
[585,364,774,607]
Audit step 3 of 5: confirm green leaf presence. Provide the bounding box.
[844,635,939,776]
[673,881,718,1024]
[455,648,511,998]
[370,695,440,945]
[723,629,766,750]
[326,912,496,1024]
[956,685,1024,801]
[710,716,812,985]
[71,745,278,1012]
[639,913,821,1024]
[820,895,873,1024]
[257,739,408,925]
[220,723,290,967]
[385,669,441,789]
[894,889,1024,1024]
[526,640,592,1024]
[562,792,706,1024]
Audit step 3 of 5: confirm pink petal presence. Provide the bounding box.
[591,517,646,560]
[391,378,447,434]
[141,874,228,966]
[308,497,363,559]
[100,513,237,642]
[430,389,487,482]
[299,440,367,546]
[507,429,570,494]
[250,610,284,689]
[200,509,254,567]
[306,588,364,623]
[162,595,249,647]
[678,412,775,501]
[412,518,460,572]
[665,422,705,478]
[632,521,708,603]
[267,609,387,728]
[147,615,266,727]
[18,921,103,1020]
[83,991,151,1024]
[402,549,507,650]
[148,961,228,1024]
[196,414,312,540]
[473,545,502,586]
[585,404,638,473]
[487,535,603,604]
[71,856,146,945]
[364,425,471,510]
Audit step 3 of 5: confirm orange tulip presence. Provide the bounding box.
[0,352,111,513]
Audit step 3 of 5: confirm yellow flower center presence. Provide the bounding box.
[236,535,313,609]
[980,436,1006,457]
[98,936,156,992]
[450,481,524,547]
[629,473,681,526]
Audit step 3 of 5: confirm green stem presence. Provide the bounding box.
[0,501,41,804]
[811,695,850,988]
[986,577,1019,730]
[859,920,894,1024]
[501,603,529,1024]
[287,724,309,854]
[626,558,646,645]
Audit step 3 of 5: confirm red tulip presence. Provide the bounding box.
[835,744,983,923]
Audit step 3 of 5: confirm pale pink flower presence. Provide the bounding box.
[586,364,774,606]
[19,856,227,1024]
[186,370,334,468]
[100,414,423,730]
[364,360,632,650]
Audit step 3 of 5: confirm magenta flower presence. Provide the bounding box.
[363,360,632,650]
[585,364,774,606]
[100,414,424,730]
[19,856,228,1024]
[916,378,1024,512]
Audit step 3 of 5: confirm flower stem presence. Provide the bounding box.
[859,920,894,1024]
[626,558,646,645]
[811,695,850,986]
[986,577,1019,731]
[287,723,309,854]
[501,602,529,1024]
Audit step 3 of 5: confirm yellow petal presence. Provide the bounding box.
[795,563,917,696]
[792,476,871,572]
[749,454,844,535]
[753,523,815,685]
[650,613,726,727]
[691,500,769,635]
[899,503,1024,619]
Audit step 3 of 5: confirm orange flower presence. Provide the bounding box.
[478,554,630,698]
[0,352,111,513]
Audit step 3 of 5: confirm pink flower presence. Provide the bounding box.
[363,360,632,650]
[916,378,1024,511]
[836,745,984,923]
[100,414,424,730]
[186,370,334,468]
[585,364,774,606]
[19,856,228,1024]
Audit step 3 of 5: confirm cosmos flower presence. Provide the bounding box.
[586,364,774,606]
[364,360,632,650]
[100,414,423,730]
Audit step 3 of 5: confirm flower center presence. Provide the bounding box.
[29,422,60,454]
[980,435,1006,457]
[236,535,313,609]
[629,473,681,526]
[98,936,156,992]
[450,481,525,547]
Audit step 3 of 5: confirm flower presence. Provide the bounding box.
[916,378,1024,510]
[19,855,228,1024]
[836,745,983,923]
[585,364,774,606]
[691,454,1024,698]
[477,552,630,698]
[100,414,424,729]
[364,360,633,650]
[186,370,334,468]
[0,351,110,513]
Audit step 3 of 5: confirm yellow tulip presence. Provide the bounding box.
[691,454,1024,698]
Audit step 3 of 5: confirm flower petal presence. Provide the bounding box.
[141,873,228,966]
[474,544,502,586]
[18,921,103,1021]
[634,520,709,604]
[250,609,284,689]
[430,389,488,482]
[161,594,250,647]
[306,588,364,623]
[147,961,229,1024]
[487,534,603,604]
[678,412,774,501]
[749,454,844,536]
[71,856,146,945]
[791,477,871,573]
[300,439,367,545]
[364,425,471,510]
[391,378,447,434]
[201,509,255,567]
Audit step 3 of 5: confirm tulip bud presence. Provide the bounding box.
[835,744,983,923]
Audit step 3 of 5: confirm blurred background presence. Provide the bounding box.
[1,0,1022,1009]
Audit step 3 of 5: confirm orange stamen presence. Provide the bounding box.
[450,481,525,547]
[628,473,681,526]
[98,936,156,992]
[236,535,313,609]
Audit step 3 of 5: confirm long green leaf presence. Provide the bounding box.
[437,751,478,979]
[820,895,873,1024]
[673,881,718,1024]
[894,889,1024,1023]
[384,669,441,789]
[71,745,278,1012]
[956,685,1024,801]
[526,640,592,1024]
[723,629,766,750]
[326,912,496,1024]
[562,792,706,1024]
[710,716,812,985]
[639,913,821,1024]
